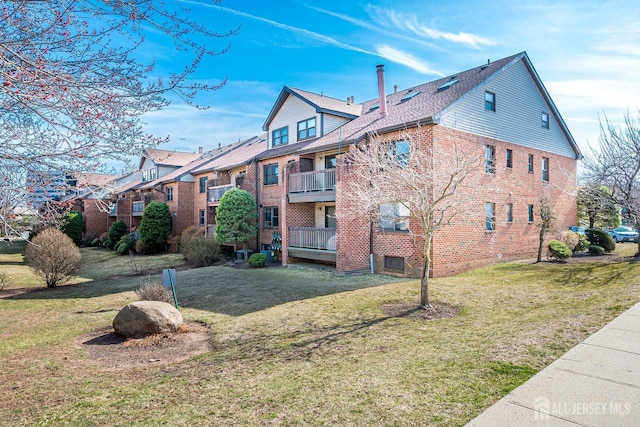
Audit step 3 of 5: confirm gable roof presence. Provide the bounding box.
[191,133,268,174]
[137,141,243,190]
[138,148,201,169]
[262,86,361,131]
[298,52,582,159]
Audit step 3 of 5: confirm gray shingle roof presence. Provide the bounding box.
[262,86,361,131]
[299,53,524,154]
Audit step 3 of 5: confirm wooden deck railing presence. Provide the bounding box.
[289,227,336,250]
[289,169,335,193]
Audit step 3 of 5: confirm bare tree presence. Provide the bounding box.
[582,111,640,255]
[0,0,237,237]
[342,127,483,309]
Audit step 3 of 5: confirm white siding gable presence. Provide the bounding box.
[439,60,576,158]
[268,95,317,148]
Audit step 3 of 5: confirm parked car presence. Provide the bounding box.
[607,226,639,243]
[568,226,585,235]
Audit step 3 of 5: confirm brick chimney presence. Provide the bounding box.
[198,146,203,154]
[376,64,387,117]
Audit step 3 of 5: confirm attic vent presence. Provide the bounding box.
[437,79,458,91]
[400,90,421,102]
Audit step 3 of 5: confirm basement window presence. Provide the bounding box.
[384,256,405,273]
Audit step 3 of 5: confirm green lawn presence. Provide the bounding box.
[1,242,638,426]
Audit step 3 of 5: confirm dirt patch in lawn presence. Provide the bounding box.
[379,302,459,320]
[77,321,212,370]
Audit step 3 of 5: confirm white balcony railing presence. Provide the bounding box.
[289,227,336,251]
[208,184,234,203]
[289,169,335,193]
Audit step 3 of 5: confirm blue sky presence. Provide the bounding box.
[140,0,640,159]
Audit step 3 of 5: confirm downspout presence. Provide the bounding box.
[367,133,375,274]
[254,158,260,250]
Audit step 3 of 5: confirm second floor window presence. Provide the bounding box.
[379,202,410,231]
[506,149,513,168]
[528,154,534,174]
[485,145,496,173]
[506,203,513,223]
[297,117,316,140]
[272,127,288,147]
[264,163,278,185]
[528,204,534,222]
[166,187,173,202]
[485,202,495,231]
[199,176,208,193]
[388,140,410,167]
[542,157,550,182]
[264,207,279,228]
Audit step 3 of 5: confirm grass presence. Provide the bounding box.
[1,241,639,426]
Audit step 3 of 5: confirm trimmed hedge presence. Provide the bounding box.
[248,252,267,268]
[548,239,572,260]
[589,245,605,255]
[585,229,615,253]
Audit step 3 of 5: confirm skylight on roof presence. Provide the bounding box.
[438,79,458,91]
[400,90,421,102]
[369,102,380,111]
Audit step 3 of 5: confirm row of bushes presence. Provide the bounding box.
[548,228,616,260]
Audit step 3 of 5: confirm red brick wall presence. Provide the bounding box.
[192,171,210,233]
[165,181,194,251]
[82,199,110,240]
[335,124,577,277]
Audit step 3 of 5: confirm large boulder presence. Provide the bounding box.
[113,301,183,337]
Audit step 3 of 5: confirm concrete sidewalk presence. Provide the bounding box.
[467,302,640,426]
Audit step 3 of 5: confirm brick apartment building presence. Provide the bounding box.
[80,51,581,277]
[254,52,581,277]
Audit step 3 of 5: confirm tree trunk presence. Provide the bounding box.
[536,226,545,262]
[420,234,432,309]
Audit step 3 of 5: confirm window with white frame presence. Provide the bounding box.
[264,207,279,228]
[527,204,534,222]
[297,117,316,140]
[485,145,496,173]
[379,203,410,231]
[199,209,205,226]
[542,157,549,182]
[263,163,278,185]
[272,126,289,147]
[485,202,496,231]
[388,140,410,167]
[541,112,550,129]
[199,176,208,193]
[485,91,496,111]
[528,154,534,174]
[506,203,513,223]
[166,187,173,202]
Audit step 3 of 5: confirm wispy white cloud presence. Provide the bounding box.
[178,0,373,56]
[369,6,495,49]
[376,45,445,76]
[303,4,442,51]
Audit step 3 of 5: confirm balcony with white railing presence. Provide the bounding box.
[208,184,234,205]
[132,201,145,216]
[288,169,336,203]
[288,227,336,262]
